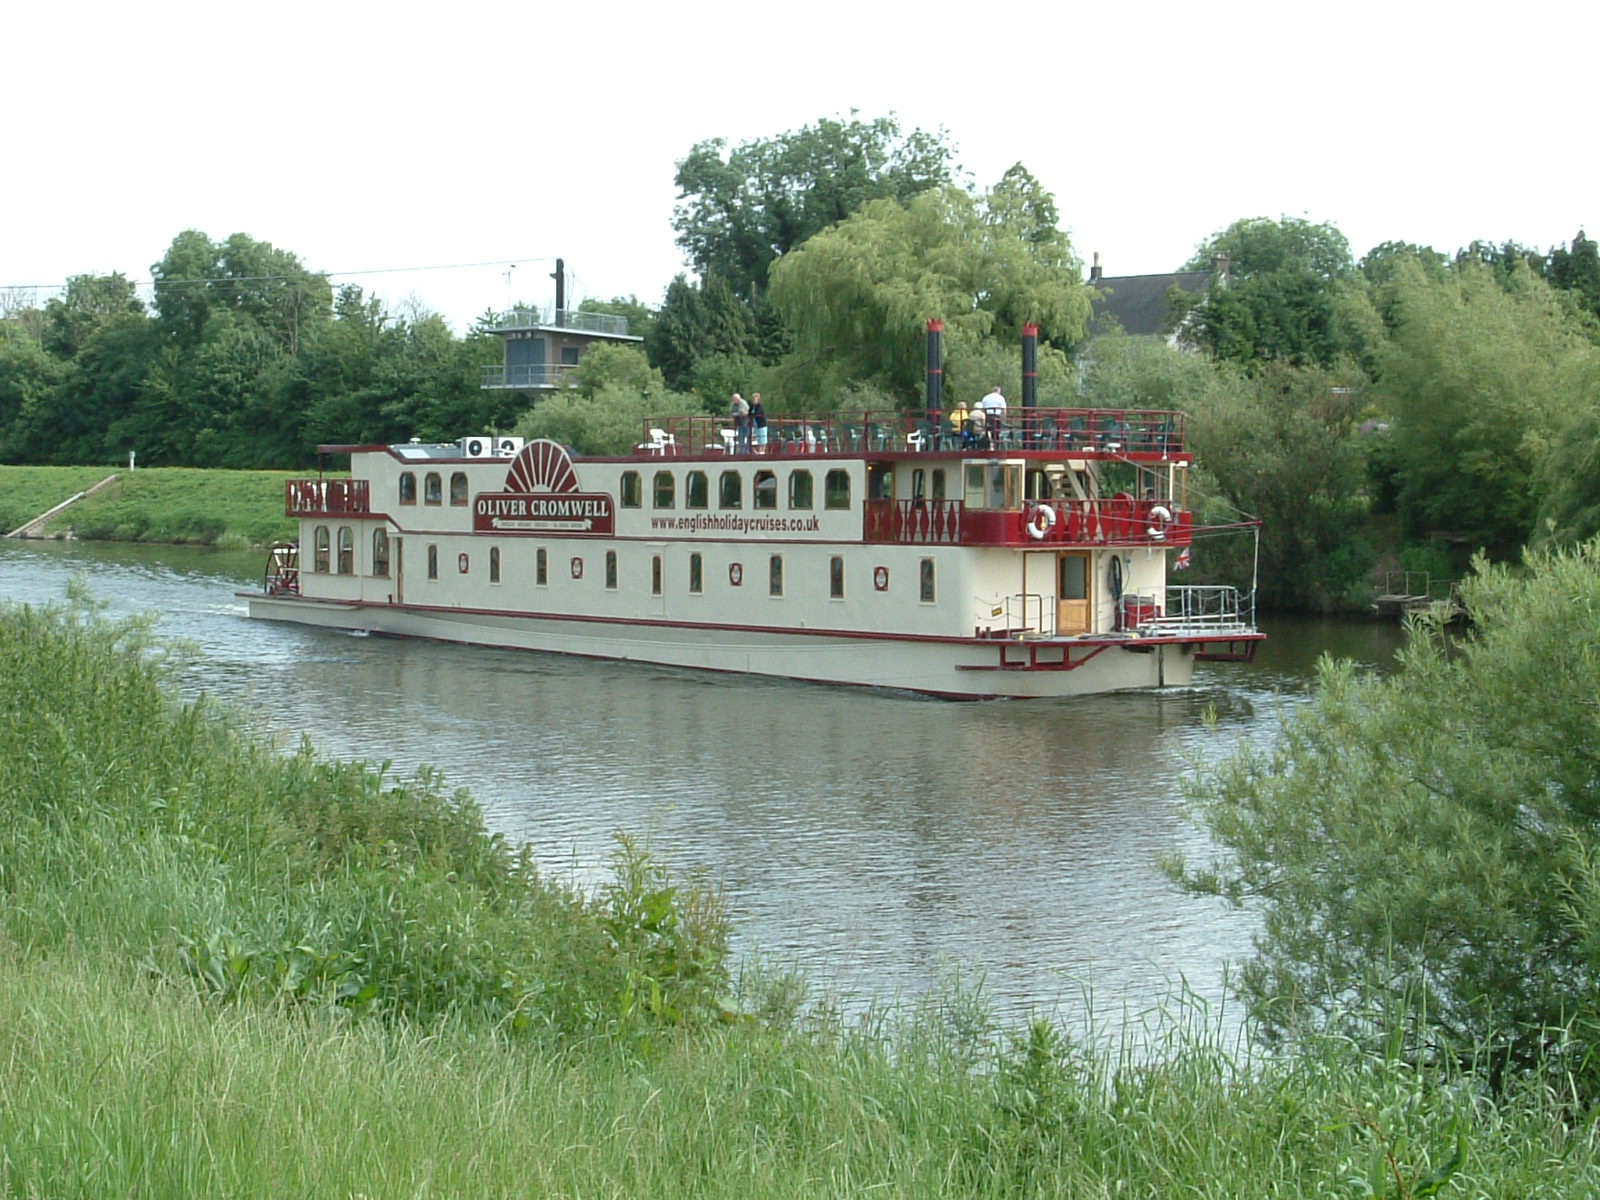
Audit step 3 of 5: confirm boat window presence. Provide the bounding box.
[911,468,925,501]
[829,555,844,599]
[399,473,417,505]
[867,463,893,501]
[991,464,1021,509]
[824,469,850,510]
[489,546,501,584]
[719,470,742,509]
[651,555,663,596]
[653,470,675,509]
[535,547,548,586]
[372,528,390,578]
[336,526,354,575]
[313,526,330,573]
[789,470,814,510]
[920,558,936,603]
[753,470,778,510]
[450,472,468,505]
[424,473,442,505]
[931,469,947,501]
[689,552,703,594]
[686,470,708,510]
[620,471,642,508]
[427,544,439,580]
[605,550,618,590]
[769,554,783,597]
[964,464,987,508]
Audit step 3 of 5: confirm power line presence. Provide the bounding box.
[5,256,562,293]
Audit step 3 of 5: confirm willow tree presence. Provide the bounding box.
[1375,258,1590,555]
[766,181,1091,406]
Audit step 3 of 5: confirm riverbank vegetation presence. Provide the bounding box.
[4,114,1597,611]
[0,465,298,547]
[4,584,1600,1194]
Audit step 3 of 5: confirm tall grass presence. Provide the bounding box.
[3,596,1598,1197]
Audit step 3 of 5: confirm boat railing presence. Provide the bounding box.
[286,478,370,516]
[868,497,1189,547]
[644,407,1187,458]
[1135,585,1257,635]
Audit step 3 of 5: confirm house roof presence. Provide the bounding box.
[1089,270,1211,338]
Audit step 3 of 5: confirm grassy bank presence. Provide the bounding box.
[0,465,300,548]
[2,598,1595,1197]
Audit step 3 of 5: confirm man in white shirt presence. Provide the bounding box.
[978,386,1007,448]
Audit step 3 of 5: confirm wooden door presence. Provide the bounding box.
[1056,552,1090,635]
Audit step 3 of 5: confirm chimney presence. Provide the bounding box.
[1089,251,1103,284]
[1211,252,1230,283]
[925,319,944,414]
[1021,324,1038,410]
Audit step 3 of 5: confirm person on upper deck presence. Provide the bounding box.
[979,386,1007,447]
[749,393,768,450]
[731,392,750,452]
[951,401,970,448]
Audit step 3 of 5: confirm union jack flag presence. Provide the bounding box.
[1174,546,1192,571]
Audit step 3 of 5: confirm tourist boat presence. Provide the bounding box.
[245,401,1262,699]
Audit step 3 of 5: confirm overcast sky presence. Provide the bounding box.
[9,0,1592,333]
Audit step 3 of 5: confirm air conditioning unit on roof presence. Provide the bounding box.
[495,437,523,456]
[459,435,491,457]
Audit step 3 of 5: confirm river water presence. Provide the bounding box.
[0,538,1406,1027]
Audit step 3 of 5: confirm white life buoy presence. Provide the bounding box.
[1147,504,1173,540]
[1026,504,1057,540]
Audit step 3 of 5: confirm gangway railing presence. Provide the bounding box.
[1138,585,1257,635]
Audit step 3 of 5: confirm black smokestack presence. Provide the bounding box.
[925,318,944,413]
[1021,322,1038,410]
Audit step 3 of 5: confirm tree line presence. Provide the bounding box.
[3,115,1598,612]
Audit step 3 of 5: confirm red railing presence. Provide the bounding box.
[286,479,370,516]
[645,408,1187,459]
[865,497,1191,547]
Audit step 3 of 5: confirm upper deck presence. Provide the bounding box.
[638,406,1187,460]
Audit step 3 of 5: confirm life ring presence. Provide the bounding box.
[874,565,889,591]
[1108,555,1123,601]
[729,562,743,587]
[570,557,583,580]
[458,553,469,574]
[1147,504,1173,540]
[1026,504,1057,540]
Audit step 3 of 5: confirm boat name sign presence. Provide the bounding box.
[473,492,615,535]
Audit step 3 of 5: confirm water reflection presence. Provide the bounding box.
[0,539,1407,1023]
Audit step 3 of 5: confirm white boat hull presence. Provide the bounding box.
[246,592,1201,700]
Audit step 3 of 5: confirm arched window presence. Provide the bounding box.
[719,470,742,509]
[489,546,501,583]
[653,470,675,509]
[336,526,354,574]
[450,472,468,505]
[788,470,814,510]
[620,471,642,508]
[689,552,703,594]
[829,555,845,599]
[313,525,330,573]
[825,469,851,510]
[753,470,778,510]
[372,528,390,578]
[427,544,439,579]
[535,547,548,586]
[424,473,442,505]
[686,470,709,509]
[605,549,619,590]
[769,554,784,596]
[399,473,417,505]
[920,558,936,603]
